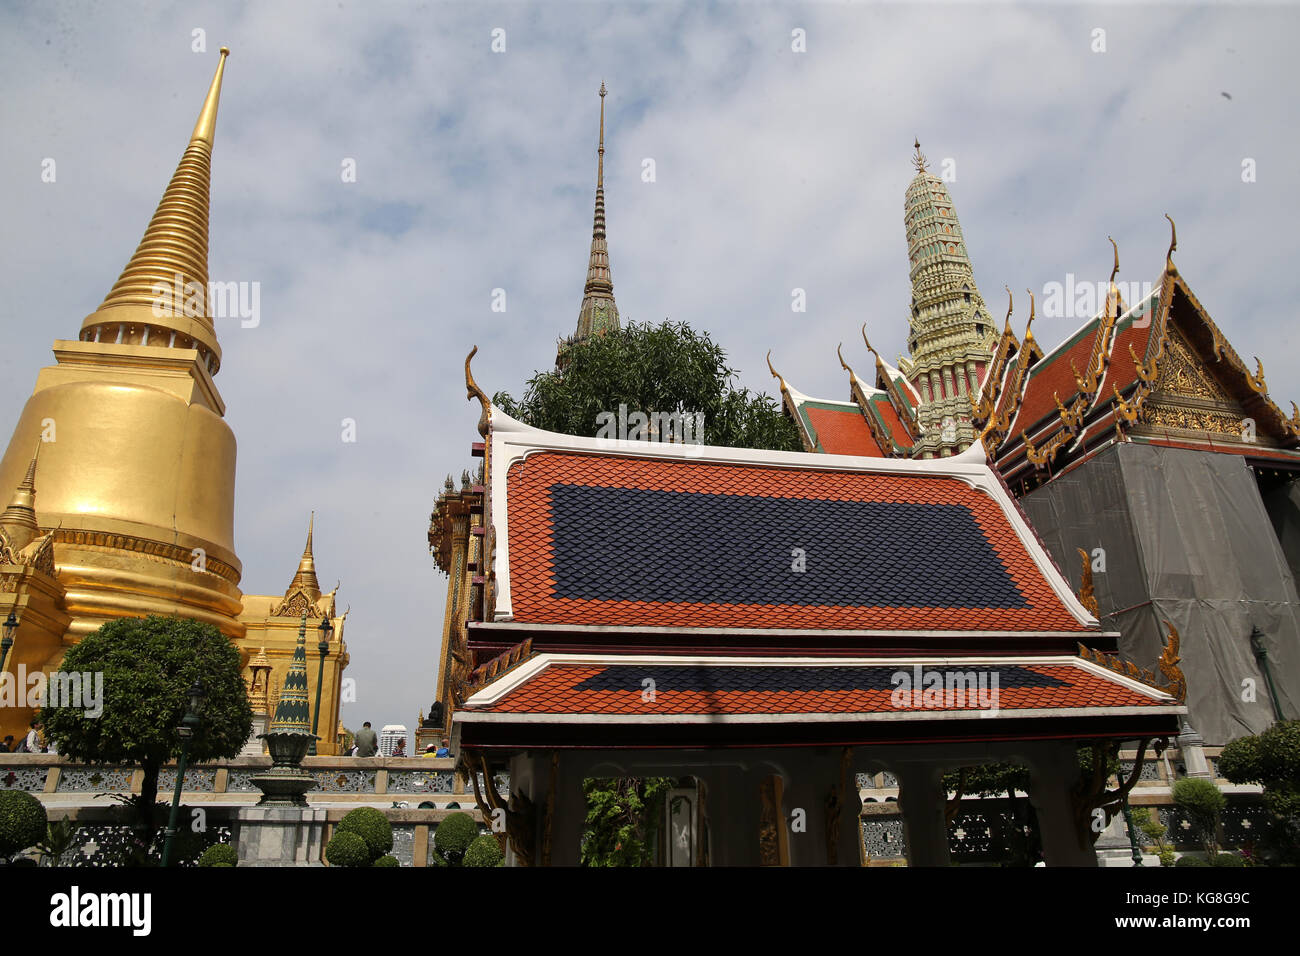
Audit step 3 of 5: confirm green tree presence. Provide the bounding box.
[40,615,253,841]
[1219,720,1300,863]
[494,321,802,453]
[580,776,674,867]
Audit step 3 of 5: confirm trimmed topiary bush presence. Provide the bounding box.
[0,791,48,861]
[464,833,504,867]
[325,830,371,868]
[1211,852,1246,867]
[373,854,400,867]
[336,806,393,861]
[1174,855,1209,867]
[434,812,479,865]
[197,843,238,867]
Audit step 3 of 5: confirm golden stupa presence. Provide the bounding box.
[0,50,351,752]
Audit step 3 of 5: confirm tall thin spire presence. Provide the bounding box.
[574,82,620,342]
[0,444,41,551]
[79,47,231,376]
[285,512,321,602]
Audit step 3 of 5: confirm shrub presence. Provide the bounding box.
[325,830,371,868]
[464,834,504,867]
[197,843,238,867]
[0,791,48,861]
[373,855,400,867]
[434,812,479,865]
[1174,855,1209,867]
[1211,852,1246,867]
[336,807,393,861]
[1173,777,1226,854]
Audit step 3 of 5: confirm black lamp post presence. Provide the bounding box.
[1250,625,1286,723]
[0,608,17,674]
[1121,789,1144,866]
[310,615,333,756]
[161,678,206,867]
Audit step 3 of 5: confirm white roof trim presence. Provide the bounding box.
[461,652,1169,710]
[456,705,1185,725]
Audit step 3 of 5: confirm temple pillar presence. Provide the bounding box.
[545,752,589,867]
[1026,742,1098,867]
[894,762,951,867]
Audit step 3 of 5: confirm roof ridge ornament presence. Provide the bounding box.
[465,345,491,437]
[765,350,787,393]
[912,138,927,173]
[1164,213,1178,276]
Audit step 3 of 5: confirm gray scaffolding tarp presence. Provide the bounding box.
[1018,442,1300,747]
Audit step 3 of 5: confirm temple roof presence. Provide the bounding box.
[478,401,1099,636]
[461,654,1180,720]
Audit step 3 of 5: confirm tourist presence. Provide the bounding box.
[422,744,438,758]
[436,737,451,758]
[353,721,378,757]
[392,736,406,757]
[23,723,45,754]
[24,720,44,754]
[0,735,12,752]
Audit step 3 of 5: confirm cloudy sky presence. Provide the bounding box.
[2,1,1296,733]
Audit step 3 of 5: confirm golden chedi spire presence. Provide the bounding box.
[79,47,230,376]
[0,444,41,552]
[286,512,322,603]
[575,82,620,341]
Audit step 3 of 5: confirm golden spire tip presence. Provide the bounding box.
[190,46,230,147]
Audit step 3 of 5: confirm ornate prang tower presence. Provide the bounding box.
[557,83,620,365]
[0,48,243,639]
[897,140,997,458]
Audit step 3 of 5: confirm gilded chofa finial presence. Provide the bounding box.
[912,138,927,173]
[465,346,491,437]
[1003,286,1013,324]
[837,343,851,373]
[860,324,879,359]
[1108,236,1120,286]
[766,350,787,392]
[1164,213,1178,275]
[1026,288,1035,327]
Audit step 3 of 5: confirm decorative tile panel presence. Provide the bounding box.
[311,770,376,793]
[861,817,907,859]
[54,767,134,793]
[158,768,216,793]
[391,826,415,866]
[0,766,47,791]
[388,770,456,794]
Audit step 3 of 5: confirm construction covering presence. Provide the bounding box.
[1019,442,1300,746]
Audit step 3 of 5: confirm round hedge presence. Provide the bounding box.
[198,843,238,867]
[434,812,479,864]
[0,791,47,859]
[464,833,504,868]
[325,830,372,868]
[1173,855,1209,867]
[373,854,400,867]
[337,806,393,861]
